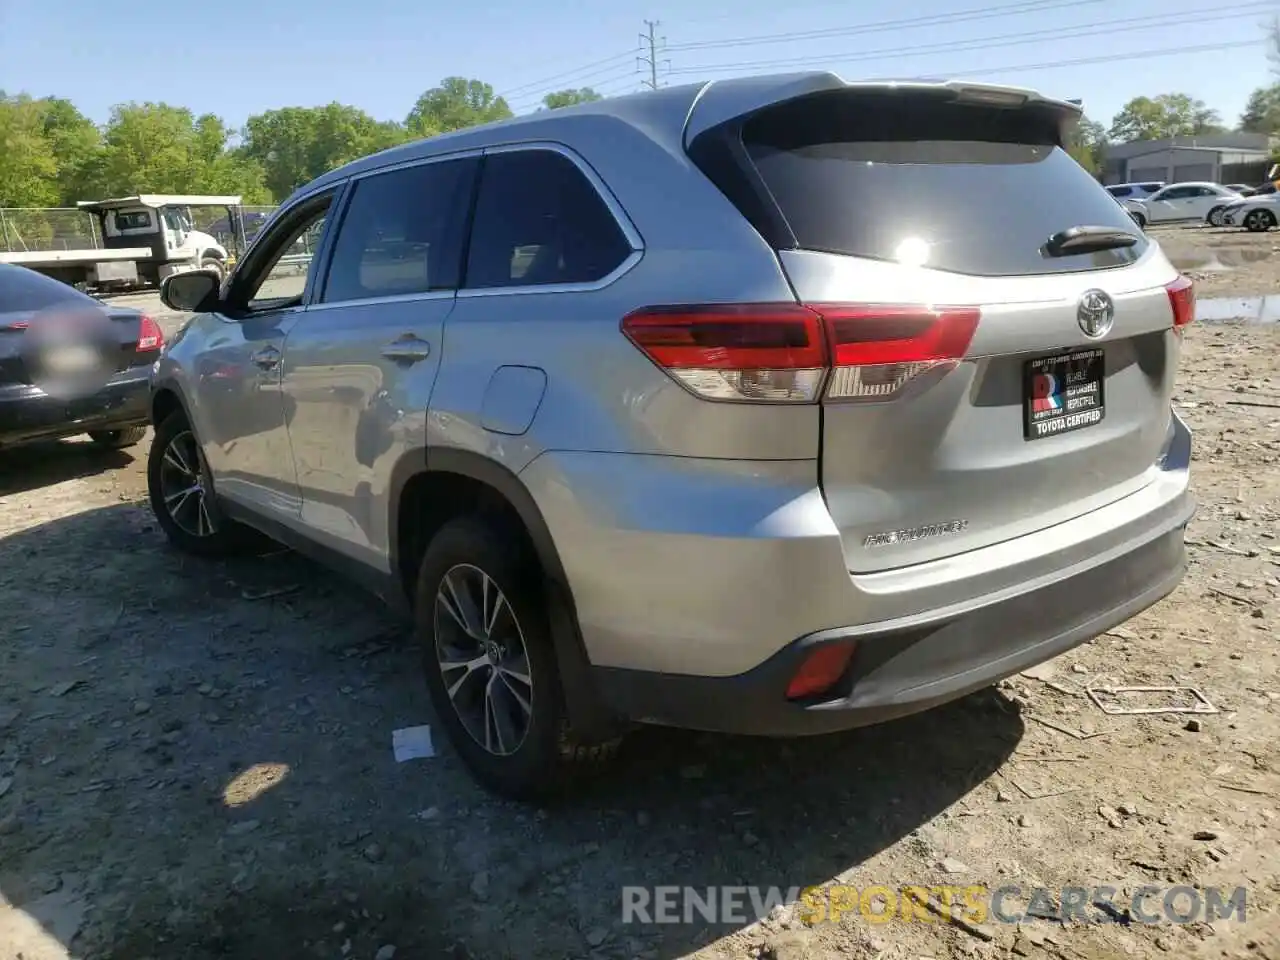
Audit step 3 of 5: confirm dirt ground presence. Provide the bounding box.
[2,276,1280,960]
[1152,223,1280,300]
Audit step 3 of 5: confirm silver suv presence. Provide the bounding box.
[151,74,1196,799]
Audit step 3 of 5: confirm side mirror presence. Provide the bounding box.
[160,268,221,313]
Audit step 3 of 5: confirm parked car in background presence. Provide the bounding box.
[0,263,163,450]
[1223,184,1256,196]
[147,74,1195,799]
[1220,193,1279,232]
[1122,182,1244,228]
[1106,181,1164,202]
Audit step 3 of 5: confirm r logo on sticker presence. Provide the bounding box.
[1031,372,1060,413]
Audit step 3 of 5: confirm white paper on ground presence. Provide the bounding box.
[392,725,435,762]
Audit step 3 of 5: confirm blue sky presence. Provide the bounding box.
[0,0,1272,131]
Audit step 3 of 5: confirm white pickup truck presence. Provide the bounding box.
[0,194,242,293]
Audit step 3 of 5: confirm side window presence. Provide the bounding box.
[1163,187,1192,200]
[234,193,334,312]
[1108,186,1131,198]
[464,149,632,289]
[321,157,477,304]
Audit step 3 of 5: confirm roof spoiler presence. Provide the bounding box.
[684,73,1084,147]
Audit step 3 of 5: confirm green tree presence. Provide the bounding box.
[240,103,407,201]
[1240,83,1280,134]
[541,88,603,110]
[1066,117,1108,174]
[405,77,512,136]
[36,97,101,202]
[1108,94,1224,142]
[0,93,60,206]
[87,102,270,202]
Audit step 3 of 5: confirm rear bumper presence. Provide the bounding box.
[592,504,1190,736]
[0,369,151,447]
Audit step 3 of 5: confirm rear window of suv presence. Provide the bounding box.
[734,91,1147,277]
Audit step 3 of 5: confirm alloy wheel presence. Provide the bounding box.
[159,429,217,538]
[433,563,534,757]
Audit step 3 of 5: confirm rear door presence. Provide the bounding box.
[280,153,477,567]
[688,83,1184,572]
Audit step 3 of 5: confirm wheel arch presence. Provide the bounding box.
[390,446,621,740]
[150,379,193,429]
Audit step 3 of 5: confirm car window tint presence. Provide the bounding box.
[322,158,477,304]
[736,91,1146,277]
[1108,186,1131,197]
[464,149,631,289]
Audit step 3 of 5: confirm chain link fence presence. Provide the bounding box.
[1,204,282,256]
[0,208,101,253]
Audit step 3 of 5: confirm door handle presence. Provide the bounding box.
[382,335,431,364]
[251,346,280,370]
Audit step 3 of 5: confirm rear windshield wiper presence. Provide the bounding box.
[1043,225,1139,257]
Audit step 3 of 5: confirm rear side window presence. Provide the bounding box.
[464,149,632,289]
[322,157,477,303]
[1107,186,1132,198]
[0,264,91,313]
[732,91,1147,277]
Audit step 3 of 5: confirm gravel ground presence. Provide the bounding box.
[1,278,1279,960]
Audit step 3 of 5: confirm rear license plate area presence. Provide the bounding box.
[1023,348,1105,441]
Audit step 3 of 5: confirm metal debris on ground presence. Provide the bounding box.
[239,584,300,601]
[1085,685,1218,716]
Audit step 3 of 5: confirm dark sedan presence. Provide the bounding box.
[0,263,163,450]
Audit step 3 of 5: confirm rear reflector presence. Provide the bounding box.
[1166,275,1195,330]
[786,642,856,700]
[621,302,980,403]
[137,314,164,352]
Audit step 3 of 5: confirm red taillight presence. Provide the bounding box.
[621,302,980,403]
[817,303,981,403]
[1167,275,1195,331]
[4,320,29,330]
[137,314,164,352]
[620,303,828,402]
[786,642,857,700]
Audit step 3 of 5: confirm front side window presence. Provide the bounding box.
[321,157,477,304]
[232,194,334,312]
[464,149,632,289]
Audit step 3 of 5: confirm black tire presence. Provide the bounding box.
[199,257,225,281]
[1245,209,1276,233]
[88,426,146,449]
[415,515,616,801]
[1207,206,1225,227]
[147,410,257,558]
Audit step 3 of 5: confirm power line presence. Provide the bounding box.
[864,39,1263,82]
[665,0,1107,53]
[665,2,1273,77]
[498,50,639,100]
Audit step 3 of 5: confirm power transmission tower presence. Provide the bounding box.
[638,20,670,90]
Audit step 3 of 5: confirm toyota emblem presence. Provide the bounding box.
[1077,289,1114,339]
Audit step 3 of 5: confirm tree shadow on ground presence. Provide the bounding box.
[0,501,1023,960]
